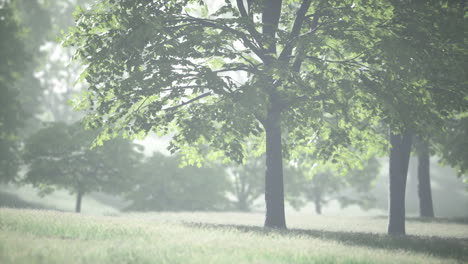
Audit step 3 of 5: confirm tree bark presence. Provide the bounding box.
[417,140,434,218]
[75,189,84,213]
[388,129,412,235]
[263,104,286,229]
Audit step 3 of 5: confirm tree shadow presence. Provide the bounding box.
[372,215,468,225]
[183,222,468,262]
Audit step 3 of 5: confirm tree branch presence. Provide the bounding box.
[236,0,264,50]
[164,92,212,112]
[173,16,267,61]
[290,10,321,72]
[262,0,283,56]
[279,0,313,61]
[305,54,366,67]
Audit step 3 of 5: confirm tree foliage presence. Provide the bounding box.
[0,4,29,183]
[227,155,265,211]
[288,156,381,214]
[126,152,229,211]
[64,0,393,160]
[22,122,143,210]
[64,0,467,228]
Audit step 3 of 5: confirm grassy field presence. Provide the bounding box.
[0,208,467,264]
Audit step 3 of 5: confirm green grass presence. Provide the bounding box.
[0,209,467,264]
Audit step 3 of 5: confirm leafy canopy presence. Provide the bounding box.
[64,0,399,164]
[23,122,143,196]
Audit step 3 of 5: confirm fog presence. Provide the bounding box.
[1,1,467,263]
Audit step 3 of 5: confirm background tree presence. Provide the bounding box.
[414,137,434,218]
[228,156,265,211]
[0,4,28,183]
[126,152,229,211]
[286,156,380,214]
[0,1,52,183]
[23,122,143,212]
[10,0,51,130]
[374,0,467,235]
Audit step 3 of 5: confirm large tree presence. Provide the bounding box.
[375,1,467,235]
[66,0,397,229]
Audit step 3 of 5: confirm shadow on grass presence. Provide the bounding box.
[373,215,468,225]
[0,190,55,210]
[183,222,468,262]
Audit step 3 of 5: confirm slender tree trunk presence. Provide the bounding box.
[263,104,286,229]
[388,129,412,235]
[75,189,84,213]
[314,195,322,215]
[417,140,434,218]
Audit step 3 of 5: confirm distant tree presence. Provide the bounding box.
[0,4,29,183]
[0,1,53,182]
[286,157,380,214]
[228,156,264,211]
[22,122,143,212]
[126,152,229,211]
[10,0,51,129]
[413,138,434,218]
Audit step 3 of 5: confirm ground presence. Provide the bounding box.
[0,208,467,264]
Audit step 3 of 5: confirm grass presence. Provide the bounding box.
[1,208,467,264]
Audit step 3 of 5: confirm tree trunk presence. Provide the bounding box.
[314,196,322,215]
[388,129,412,235]
[237,196,250,211]
[263,105,286,229]
[417,140,434,218]
[75,189,84,213]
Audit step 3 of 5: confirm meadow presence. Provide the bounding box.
[1,208,467,264]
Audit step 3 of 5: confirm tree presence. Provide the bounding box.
[65,0,397,229]
[23,122,142,213]
[436,115,468,180]
[0,4,29,183]
[375,1,467,235]
[228,156,265,211]
[125,152,229,211]
[10,0,51,128]
[414,138,434,218]
[286,156,380,214]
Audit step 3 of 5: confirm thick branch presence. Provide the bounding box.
[279,0,312,61]
[174,16,267,61]
[236,0,264,50]
[236,0,249,17]
[291,11,320,72]
[262,0,283,56]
